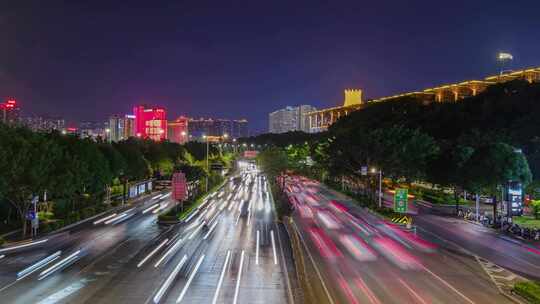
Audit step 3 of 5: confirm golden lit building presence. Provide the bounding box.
[306,66,540,132]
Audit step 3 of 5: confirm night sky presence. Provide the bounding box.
[2,1,539,133]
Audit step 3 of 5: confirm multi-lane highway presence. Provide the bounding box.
[285,175,515,304]
[0,163,293,304]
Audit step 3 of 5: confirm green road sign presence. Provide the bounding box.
[394,188,408,213]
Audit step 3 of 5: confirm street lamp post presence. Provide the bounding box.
[371,168,382,208]
[203,134,209,192]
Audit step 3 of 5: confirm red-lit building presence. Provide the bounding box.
[133,105,167,141]
[167,116,189,144]
[1,98,20,124]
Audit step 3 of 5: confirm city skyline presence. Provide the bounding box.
[2,1,539,132]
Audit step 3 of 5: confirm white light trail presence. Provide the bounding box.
[17,251,61,280]
[153,255,187,304]
[211,250,231,304]
[38,250,80,280]
[152,194,163,200]
[0,239,48,253]
[154,238,184,268]
[271,230,278,265]
[137,239,169,268]
[184,209,199,223]
[256,230,260,265]
[203,220,219,240]
[232,250,245,304]
[0,255,4,260]
[188,221,205,240]
[176,254,205,303]
[152,202,170,214]
[93,213,117,225]
[104,213,127,225]
[161,193,171,199]
[142,204,160,214]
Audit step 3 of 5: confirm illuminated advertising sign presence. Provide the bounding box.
[129,186,138,198]
[506,181,523,216]
[172,172,187,201]
[138,183,146,194]
[244,150,258,159]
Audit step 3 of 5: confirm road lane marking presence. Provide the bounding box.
[256,230,260,265]
[176,254,206,303]
[233,250,245,304]
[153,255,187,304]
[270,230,278,265]
[37,278,90,304]
[137,239,169,268]
[398,278,427,304]
[0,238,48,253]
[291,220,335,304]
[422,266,476,304]
[275,223,295,304]
[93,213,118,225]
[212,250,231,304]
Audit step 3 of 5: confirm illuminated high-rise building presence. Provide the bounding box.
[133,105,167,141]
[124,114,136,139]
[268,105,315,133]
[1,98,20,124]
[168,116,189,144]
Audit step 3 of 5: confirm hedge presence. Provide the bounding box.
[514,281,540,304]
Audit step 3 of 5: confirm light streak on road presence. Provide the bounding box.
[161,193,171,199]
[155,238,184,268]
[271,230,278,265]
[256,230,260,265]
[203,220,219,240]
[355,277,382,304]
[17,251,61,280]
[153,255,187,304]
[38,250,81,280]
[152,202,170,214]
[210,250,231,304]
[422,266,476,304]
[176,254,206,303]
[398,278,428,304]
[0,255,4,260]
[184,209,199,223]
[188,221,206,240]
[152,194,163,200]
[0,239,48,253]
[142,204,160,214]
[104,213,128,225]
[232,250,245,304]
[137,239,169,268]
[93,213,118,225]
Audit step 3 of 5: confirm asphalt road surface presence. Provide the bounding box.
[285,175,514,304]
[0,163,292,304]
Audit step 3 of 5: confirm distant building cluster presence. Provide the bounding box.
[188,118,248,141]
[0,98,248,144]
[268,105,316,134]
[0,98,20,125]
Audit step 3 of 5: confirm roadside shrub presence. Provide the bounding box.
[81,207,96,219]
[0,236,5,246]
[514,281,540,304]
[66,212,81,225]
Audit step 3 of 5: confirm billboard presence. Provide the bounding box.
[244,150,258,159]
[172,172,187,201]
[506,181,523,216]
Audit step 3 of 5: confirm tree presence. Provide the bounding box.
[257,148,290,179]
[464,142,533,223]
[0,126,61,237]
